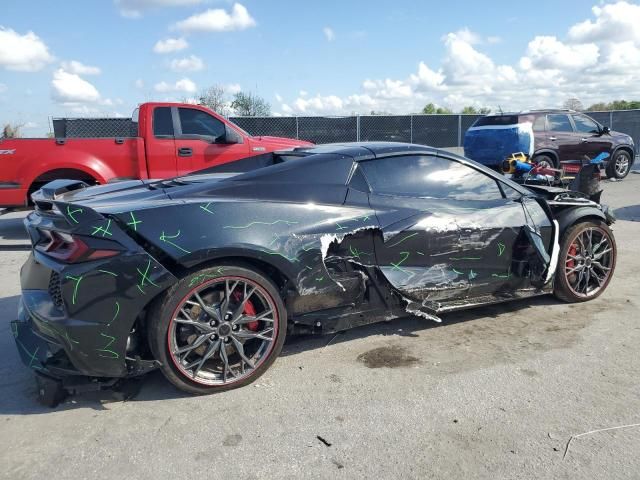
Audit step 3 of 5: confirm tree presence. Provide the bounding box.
[230,91,271,117]
[421,103,452,114]
[586,100,640,111]
[460,106,491,115]
[563,97,584,111]
[198,85,231,116]
[2,123,23,138]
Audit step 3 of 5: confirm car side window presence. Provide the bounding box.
[360,155,504,201]
[533,115,546,132]
[547,114,573,132]
[178,108,225,140]
[153,107,174,137]
[572,115,599,134]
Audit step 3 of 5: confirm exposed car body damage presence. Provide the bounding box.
[12,142,616,398]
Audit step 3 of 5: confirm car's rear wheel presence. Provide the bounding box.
[148,264,287,394]
[606,150,631,179]
[533,154,557,169]
[553,220,616,303]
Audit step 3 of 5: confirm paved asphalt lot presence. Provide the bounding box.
[1,175,639,480]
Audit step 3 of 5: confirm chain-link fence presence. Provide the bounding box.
[52,111,640,153]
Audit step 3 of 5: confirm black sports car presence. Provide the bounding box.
[13,142,617,400]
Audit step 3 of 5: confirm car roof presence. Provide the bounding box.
[287,141,439,161]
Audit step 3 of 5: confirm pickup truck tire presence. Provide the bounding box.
[606,150,631,180]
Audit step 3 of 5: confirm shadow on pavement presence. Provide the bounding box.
[613,204,640,222]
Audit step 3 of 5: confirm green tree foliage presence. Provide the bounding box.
[231,91,271,117]
[1,123,22,138]
[421,103,452,114]
[460,106,491,114]
[586,100,640,111]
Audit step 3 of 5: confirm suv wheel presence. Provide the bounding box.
[533,154,557,169]
[606,150,631,180]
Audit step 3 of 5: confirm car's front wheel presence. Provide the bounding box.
[606,150,632,180]
[553,220,616,303]
[148,264,287,394]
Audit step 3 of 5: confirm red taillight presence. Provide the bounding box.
[36,231,120,263]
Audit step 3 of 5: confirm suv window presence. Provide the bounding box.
[533,115,546,132]
[360,155,503,201]
[153,107,174,137]
[572,114,599,134]
[178,108,225,140]
[473,115,518,127]
[547,114,573,132]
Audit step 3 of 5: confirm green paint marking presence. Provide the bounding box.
[386,232,419,248]
[187,268,225,287]
[349,245,372,259]
[390,251,412,276]
[137,284,145,294]
[66,205,83,224]
[269,233,280,246]
[359,214,371,222]
[160,230,192,254]
[302,242,316,252]
[304,266,313,271]
[127,212,142,231]
[98,269,118,277]
[335,223,348,231]
[416,251,425,256]
[108,301,120,326]
[15,339,39,367]
[11,322,18,338]
[261,250,298,262]
[65,275,83,305]
[497,242,506,257]
[449,256,482,261]
[199,203,215,215]
[137,259,159,293]
[97,333,119,359]
[65,332,79,350]
[91,219,113,237]
[452,268,464,275]
[315,276,325,282]
[492,273,511,279]
[469,269,478,280]
[223,220,298,230]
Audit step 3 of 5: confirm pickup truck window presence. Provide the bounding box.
[154,107,174,137]
[178,108,225,141]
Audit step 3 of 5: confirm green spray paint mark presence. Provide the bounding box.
[127,212,142,231]
[97,333,119,359]
[107,301,120,327]
[199,203,215,215]
[269,234,280,246]
[302,242,317,252]
[497,242,506,257]
[65,332,80,350]
[66,205,83,224]
[469,269,478,280]
[416,251,425,256]
[492,271,511,279]
[223,220,298,230]
[92,219,113,237]
[349,245,372,260]
[15,339,40,367]
[160,230,191,254]
[98,269,118,277]
[261,250,298,262]
[65,275,83,305]
[188,268,226,287]
[452,268,464,275]
[335,223,348,231]
[386,232,419,248]
[449,256,482,261]
[359,214,371,222]
[390,251,412,276]
[137,259,159,294]
[315,276,325,282]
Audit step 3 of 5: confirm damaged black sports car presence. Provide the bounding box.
[13,142,617,399]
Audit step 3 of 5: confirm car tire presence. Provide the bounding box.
[606,150,632,180]
[532,154,557,169]
[553,220,616,303]
[148,263,287,395]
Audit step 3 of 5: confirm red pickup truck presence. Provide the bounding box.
[0,102,311,208]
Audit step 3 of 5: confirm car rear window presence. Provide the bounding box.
[472,115,519,127]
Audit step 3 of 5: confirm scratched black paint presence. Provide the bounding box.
[11,142,612,382]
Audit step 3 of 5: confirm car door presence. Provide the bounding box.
[571,114,612,159]
[358,154,535,305]
[174,106,250,175]
[546,114,577,162]
[145,106,178,178]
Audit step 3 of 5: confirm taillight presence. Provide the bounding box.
[36,231,120,263]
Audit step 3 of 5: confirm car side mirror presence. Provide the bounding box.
[601,126,610,135]
[221,125,243,144]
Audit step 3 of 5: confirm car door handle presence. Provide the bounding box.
[549,136,557,141]
[178,147,192,157]
[581,137,588,142]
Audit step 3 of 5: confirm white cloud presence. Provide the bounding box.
[0,83,6,93]
[153,37,189,54]
[226,83,242,94]
[323,27,335,42]
[154,77,197,93]
[135,78,145,89]
[23,121,38,129]
[173,3,256,32]
[0,27,54,72]
[60,60,101,75]
[115,0,203,18]
[275,1,640,116]
[51,69,101,104]
[274,93,283,102]
[169,55,204,72]
[487,36,502,44]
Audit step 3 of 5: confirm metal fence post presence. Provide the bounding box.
[356,115,360,142]
[295,116,299,140]
[609,111,613,129]
[410,115,413,144]
[457,115,462,147]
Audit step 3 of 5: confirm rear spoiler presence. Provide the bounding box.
[36,179,89,201]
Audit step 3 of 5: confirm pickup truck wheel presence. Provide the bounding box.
[606,151,631,179]
[148,264,287,395]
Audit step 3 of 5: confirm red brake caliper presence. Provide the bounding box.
[232,290,259,331]
[567,243,577,280]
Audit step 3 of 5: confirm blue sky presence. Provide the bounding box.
[1,0,639,136]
